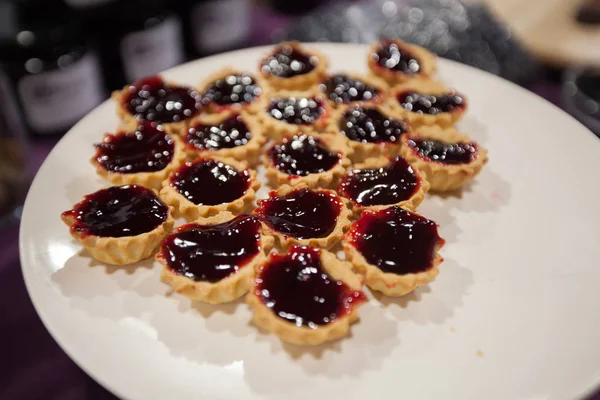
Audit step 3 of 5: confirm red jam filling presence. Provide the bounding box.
[319,74,380,105]
[260,44,317,78]
[407,137,477,165]
[185,114,252,151]
[340,107,408,144]
[255,188,342,240]
[397,91,465,115]
[94,123,174,174]
[170,159,250,205]
[158,215,261,283]
[62,185,168,238]
[201,73,261,107]
[268,96,326,125]
[339,156,419,206]
[267,134,340,177]
[123,76,202,123]
[255,246,366,328]
[371,39,422,75]
[347,206,442,275]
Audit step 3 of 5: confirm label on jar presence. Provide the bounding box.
[120,16,184,82]
[192,0,250,53]
[17,53,104,134]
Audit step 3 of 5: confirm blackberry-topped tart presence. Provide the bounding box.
[92,122,186,190]
[61,185,174,265]
[247,245,366,345]
[344,206,444,297]
[157,213,274,304]
[339,155,429,214]
[386,79,467,128]
[367,39,437,85]
[319,72,387,108]
[264,133,351,189]
[328,104,412,162]
[160,155,259,221]
[198,67,266,116]
[184,111,266,165]
[113,75,202,135]
[400,127,488,192]
[257,90,331,140]
[254,186,351,249]
[259,42,328,90]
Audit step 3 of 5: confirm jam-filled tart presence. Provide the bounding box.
[198,67,266,116]
[61,185,174,265]
[257,90,331,140]
[113,75,202,136]
[184,111,266,166]
[386,79,467,128]
[254,185,351,250]
[328,104,412,162]
[247,245,366,346]
[259,41,329,91]
[157,212,275,304]
[92,122,186,190]
[344,206,444,297]
[264,133,351,189]
[319,72,387,108]
[160,155,259,221]
[367,39,437,85]
[339,155,429,215]
[400,127,488,192]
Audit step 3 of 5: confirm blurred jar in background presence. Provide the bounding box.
[67,0,185,90]
[174,0,251,58]
[0,0,105,138]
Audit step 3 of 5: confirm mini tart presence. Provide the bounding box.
[61,185,174,265]
[385,79,467,128]
[254,185,351,250]
[92,122,187,190]
[259,41,329,91]
[400,127,488,192]
[247,245,366,346]
[113,75,202,136]
[183,111,266,166]
[264,133,351,189]
[157,213,275,304]
[257,89,331,141]
[160,155,259,221]
[328,103,412,162]
[197,67,267,117]
[344,206,444,297]
[318,72,388,108]
[339,155,429,215]
[367,39,437,85]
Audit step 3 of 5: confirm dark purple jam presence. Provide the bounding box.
[339,156,419,206]
[170,159,250,205]
[347,206,442,275]
[123,76,202,123]
[267,134,340,177]
[256,246,366,327]
[201,73,262,107]
[319,74,380,105]
[261,44,317,78]
[268,96,326,125]
[185,114,252,151]
[62,185,168,238]
[255,188,342,239]
[397,91,465,115]
[340,107,408,143]
[159,215,261,283]
[407,137,477,165]
[94,123,174,174]
[371,39,422,75]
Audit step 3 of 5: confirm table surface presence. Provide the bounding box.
[1,8,598,400]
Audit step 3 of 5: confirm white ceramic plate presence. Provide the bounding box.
[20,44,600,400]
